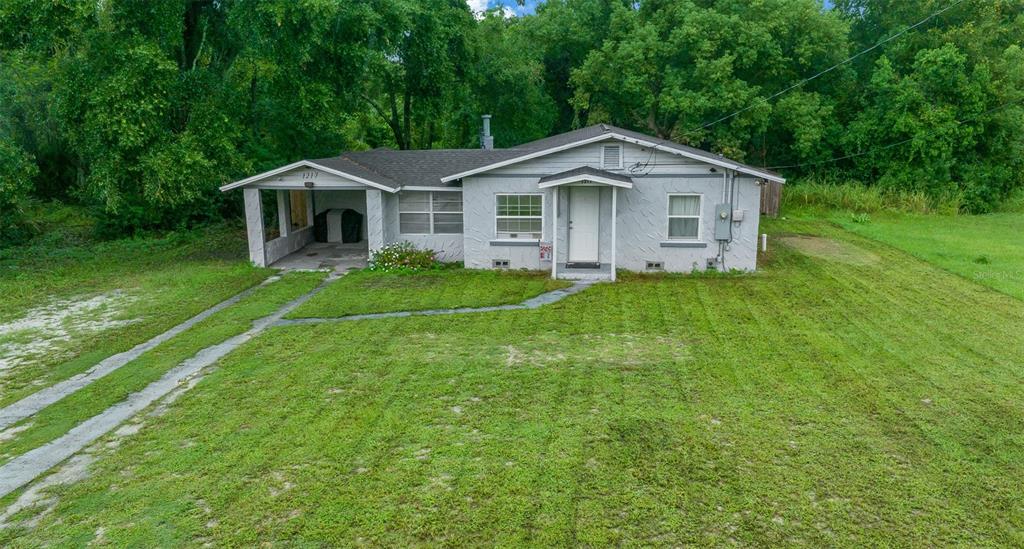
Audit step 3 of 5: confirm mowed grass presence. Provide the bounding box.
[833,212,1024,300]
[5,219,1024,546]
[0,222,270,405]
[288,267,571,318]
[0,271,326,467]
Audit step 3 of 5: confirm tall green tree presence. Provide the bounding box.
[836,0,1024,211]
[458,10,557,147]
[361,0,476,149]
[569,0,852,162]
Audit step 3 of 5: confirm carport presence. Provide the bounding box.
[219,159,398,268]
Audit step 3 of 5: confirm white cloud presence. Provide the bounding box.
[466,0,488,17]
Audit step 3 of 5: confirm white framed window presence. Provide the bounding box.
[399,191,463,234]
[495,193,543,240]
[667,194,702,240]
[601,144,623,169]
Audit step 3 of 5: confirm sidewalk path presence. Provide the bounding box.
[0,274,328,498]
[275,280,593,326]
[0,277,591,499]
[0,276,280,431]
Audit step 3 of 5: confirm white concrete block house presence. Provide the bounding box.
[221,120,785,281]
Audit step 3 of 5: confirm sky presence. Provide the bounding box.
[467,0,835,18]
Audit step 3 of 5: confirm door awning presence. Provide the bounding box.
[537,166,634,189]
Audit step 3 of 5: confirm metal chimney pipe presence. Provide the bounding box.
[481,114,494,149]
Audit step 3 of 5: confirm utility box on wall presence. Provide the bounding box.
[714,203,732,241]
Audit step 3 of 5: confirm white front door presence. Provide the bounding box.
[568,186,600,263]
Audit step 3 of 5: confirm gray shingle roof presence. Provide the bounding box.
[304,124,782,189]
[537,166,634,185]
[320,149,522,190]
[310,155,400,190]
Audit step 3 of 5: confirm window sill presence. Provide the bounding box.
[489,239,540,247]
[660,241,707,248]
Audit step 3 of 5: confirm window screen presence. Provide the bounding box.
[399,191,463,234]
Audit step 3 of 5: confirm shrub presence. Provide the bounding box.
[368,241,439,273]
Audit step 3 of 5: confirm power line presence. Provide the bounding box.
[765,98,1023,170]
[684,0,969,135]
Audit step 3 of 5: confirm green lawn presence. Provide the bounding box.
[0,271,326,467]
[287,267,571,318]
[831,211,1024,300]
[0,222,270,406]
[5,218,1024,546]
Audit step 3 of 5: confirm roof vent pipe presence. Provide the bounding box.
[481,114,494,150]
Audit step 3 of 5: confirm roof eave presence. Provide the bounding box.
[219,160,399,193]
[440,132,786,184]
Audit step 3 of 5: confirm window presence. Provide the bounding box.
[601,144,623,169]
[399,191,463,234]
[492,259,510,269]
[668,194,702,240]
[496,194,543,240]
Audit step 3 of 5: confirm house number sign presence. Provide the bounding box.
[301,170,319,180]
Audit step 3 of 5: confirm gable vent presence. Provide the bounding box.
[601,144,623,169]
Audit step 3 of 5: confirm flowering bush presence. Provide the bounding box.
[368,241,439,272]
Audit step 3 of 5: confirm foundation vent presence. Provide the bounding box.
[492,259,510,269]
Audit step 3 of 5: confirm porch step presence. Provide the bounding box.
[556,263,613,281]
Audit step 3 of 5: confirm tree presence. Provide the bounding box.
[569,0,852,162]
[360,0,476,149]
[836,0,1024,211]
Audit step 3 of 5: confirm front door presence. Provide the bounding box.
[568,186,600,263]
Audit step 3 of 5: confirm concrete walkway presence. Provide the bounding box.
[0,274,333,498]
[275,280,594,326]
[0,277,591,499]
[0,276,280,431]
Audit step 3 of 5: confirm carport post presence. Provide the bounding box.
[366,189,385,254]
[276,190,290,237]
[243,188,267,267]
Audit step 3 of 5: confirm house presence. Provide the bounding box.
[220,118,785,280]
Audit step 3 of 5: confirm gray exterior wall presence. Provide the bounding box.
[382,191,464,262]
[237,140,764,273]
[462,177,554,270]
[460,140,763,272]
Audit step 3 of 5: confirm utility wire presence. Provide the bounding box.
[684,0,969,135]
[765,98,1023,170]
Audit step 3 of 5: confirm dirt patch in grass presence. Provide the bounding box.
[778,235,880,265]
[0,290,140,381]
[504,333,692,368]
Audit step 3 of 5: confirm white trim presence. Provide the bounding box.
[567,186,601,263]
[537,173,633,189]
[220,160,398,193]
[441,133,786,184]
[551,188,559,279]
[667,193,703,241]
[611,186,617,282]
[401,186,463,192]
[495,192,544,241]
[443,134,615,182]
[600,143,623,170]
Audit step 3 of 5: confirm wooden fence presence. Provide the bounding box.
[760,180,782,217]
